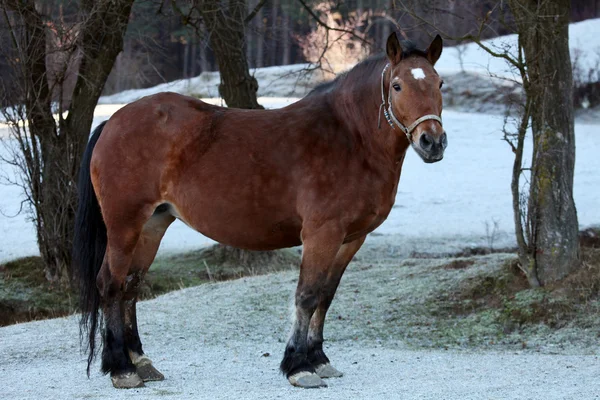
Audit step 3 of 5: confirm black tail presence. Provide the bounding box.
[73,121,108,376]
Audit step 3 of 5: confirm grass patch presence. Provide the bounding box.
[438,259,475,270]
[0,257,76,326]
[139,245,299,299]
[0,246,300,326]
[430,247,600,342]
[409,246,518,259]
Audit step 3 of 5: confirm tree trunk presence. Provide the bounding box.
[509,0,580,285]
[255,6,264,68]
[270,0,279,66]
[199,0,262,109]
[200,37,210,72]
[183,40,190,78]
[2,0,134,283]
[63,0,133,283]
[246,0,255,67]
[282,13,290,65]
[190,39,198,77]
[14,2,62,281]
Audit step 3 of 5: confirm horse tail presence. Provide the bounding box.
[73,121,108,376]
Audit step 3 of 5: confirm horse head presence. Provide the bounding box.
[384,33,447,163]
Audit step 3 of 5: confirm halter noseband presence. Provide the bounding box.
[378,63,442,142]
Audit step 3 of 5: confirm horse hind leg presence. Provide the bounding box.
[98,204,167,389]
[123,279,165,382]
[98,251,144,389]
[123,209,174,382]
[307,236,366,379]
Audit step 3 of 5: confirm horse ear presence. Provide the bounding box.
[426,34,443,66]
[386,32,403,65]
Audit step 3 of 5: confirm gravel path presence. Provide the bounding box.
[1,253,599,400]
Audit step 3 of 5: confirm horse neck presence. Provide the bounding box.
[328,61,409,167]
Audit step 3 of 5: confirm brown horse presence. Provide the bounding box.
[74,33,446,390]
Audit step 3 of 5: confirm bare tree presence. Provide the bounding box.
[397,0,580,286]
[507,0,579,285]
[170,0,264,109]
[0,0,134,283]
[199,0,263,109]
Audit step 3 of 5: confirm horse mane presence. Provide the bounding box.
[307,40,428,97]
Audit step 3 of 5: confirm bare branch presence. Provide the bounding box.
[244,0,266,24]
[296,0,370,45]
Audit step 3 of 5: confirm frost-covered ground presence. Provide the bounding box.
[2,252,600,400]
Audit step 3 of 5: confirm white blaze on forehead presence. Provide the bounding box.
[411,68,426,80]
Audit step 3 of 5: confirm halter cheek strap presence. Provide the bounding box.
[378,63,443,142]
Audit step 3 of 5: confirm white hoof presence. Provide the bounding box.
[111,371,145,389]
[315,363,343,378]
[129,352,164,382]
[288,371,328,388]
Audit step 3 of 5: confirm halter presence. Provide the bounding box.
[378,63,442,143]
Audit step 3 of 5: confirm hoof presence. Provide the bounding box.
[130,353,165,382]
[111,372,145,389]
[288,371,328,388]
[137,362,165,382]
[315,363,343,378]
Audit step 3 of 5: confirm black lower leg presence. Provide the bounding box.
[280,343,315,377]
[280,290,319,377]
[123,299,143,356]
[307,339,330,367]
[123,274,144,357]
[307,292,337,368]
[101,287,135,375]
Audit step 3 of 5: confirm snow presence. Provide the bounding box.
[435,18,600,82]
[1,107,599,262]
[98,64,318,105]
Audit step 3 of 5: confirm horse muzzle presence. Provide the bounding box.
[414,131,447,163]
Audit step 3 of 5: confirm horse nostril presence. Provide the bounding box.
[440,132,448,149]
[419,133,433,151]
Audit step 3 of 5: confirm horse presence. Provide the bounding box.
[73,32,447,390]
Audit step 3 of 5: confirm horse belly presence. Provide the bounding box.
[169,197,302,251]
[191,215,302,251]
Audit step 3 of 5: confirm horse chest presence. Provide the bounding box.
[345,180,398,238]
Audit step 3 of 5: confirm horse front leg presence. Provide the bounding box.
[307,236,366,379]
[280,224,344,388]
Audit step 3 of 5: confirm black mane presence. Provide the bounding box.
[307,40,428,96]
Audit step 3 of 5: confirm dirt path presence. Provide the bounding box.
[1,250,599,400]
[2,320,598,400]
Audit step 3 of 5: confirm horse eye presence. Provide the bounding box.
[439,80,444,89]
[392,83,401,92]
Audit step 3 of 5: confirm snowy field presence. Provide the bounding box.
[1,107,599,263]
